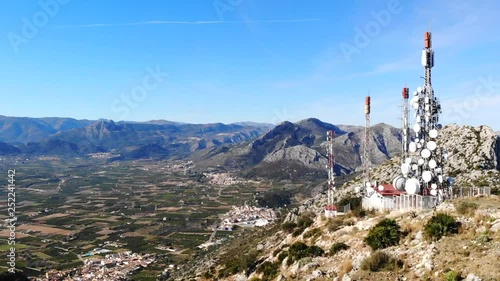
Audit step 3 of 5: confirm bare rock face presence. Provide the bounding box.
[439,124,499,171]
[263,145,326,170]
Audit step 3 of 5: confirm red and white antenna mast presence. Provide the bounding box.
[401,87,410,162]
[363,96,371,188]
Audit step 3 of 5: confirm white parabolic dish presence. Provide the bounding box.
[427,141,437,151]
[421,148,431,158]
[423,170,433,182]
[393,176,406,191]
[409,142,417,152]
[413,123,421,133]
[429,159,437,168]
[430,189,437,196]
[405,178,420,194]
[429,129,438,138]
[401,163,410,175]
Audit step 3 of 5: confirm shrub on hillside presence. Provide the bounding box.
[456,201,478,215]
[329,242,349,256]
[423,213,461,241]
[303,228,321,239]
[360,251,402,272]
[364,219,402,250]
[218,251,258,278]
[281,212,315,236]
[279,242,324,265]
[281,222,297,233]
[255,261,279,281]
[444,270,461,281]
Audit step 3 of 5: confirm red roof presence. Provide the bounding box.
[324,205,337,211]
[375,184,405,196]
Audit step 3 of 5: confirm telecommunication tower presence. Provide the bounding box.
[397,32,452,201]
[363,96,371,188]
[324,130,337,218]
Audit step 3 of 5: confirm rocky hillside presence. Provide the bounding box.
[193,119,403,178]
[181,195,500,281]
[170,123,500,281]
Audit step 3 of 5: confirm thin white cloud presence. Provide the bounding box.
[55,19,324,28]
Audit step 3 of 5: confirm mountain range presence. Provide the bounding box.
[192,118,404,180]
[2,115,498,182]
[0,116,273,159]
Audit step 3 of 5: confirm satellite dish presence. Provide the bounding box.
[422,170,433,182]
[425,104,430,111]
[405,157,413,164]
[417,86,423,93]
[425,97,430,104]
[417,143,422,149]
[427,141,437,151]
[413,102,419,109]
[429,159,437,169]
[412,164,418,170]
[421,149,431,159]
[420,139,425,144]
[411,96,419,105]
[435,167,442,174]
[430,189,437,196]
[447,177,455,186]
[401,163,410,175]
[378,185,384,191]
[366,187,374,195]
[418,158,424,165]
[413,91,418,96]
[413,123,421,133]
[431,183,437,189]
[405,178,420,194]
[365,181,372,188]
[393,176,406,191]
[438,175,443,183]
[429,129,438,138]
[436,124,443,129]
[409,142,417,152]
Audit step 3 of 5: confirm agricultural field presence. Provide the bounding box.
[0,156,287,279]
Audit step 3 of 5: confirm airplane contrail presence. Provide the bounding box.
[55,19,324,28]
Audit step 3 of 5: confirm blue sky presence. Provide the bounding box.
[0,0,499,130]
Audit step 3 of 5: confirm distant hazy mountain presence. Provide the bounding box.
[0,115,94,144]
[1,117,272,158]
[0,141,21,155]
[193,118,403,179]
